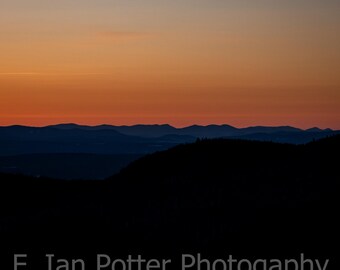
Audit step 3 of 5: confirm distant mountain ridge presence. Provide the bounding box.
[48,123,337,145]
[0,123,338,179]
[46,123,334,137]
[0,124,337,150]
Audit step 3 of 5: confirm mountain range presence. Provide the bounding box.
[0,123,338,179]
[48,123,334,139]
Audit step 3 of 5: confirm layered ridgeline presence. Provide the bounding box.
[0,124,338,179]
[0,136,338,266]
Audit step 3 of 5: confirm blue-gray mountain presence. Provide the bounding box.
[0,124,338,179]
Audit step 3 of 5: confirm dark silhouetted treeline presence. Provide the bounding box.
[0,136,339,269]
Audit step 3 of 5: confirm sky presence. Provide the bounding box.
[0,0,339,129]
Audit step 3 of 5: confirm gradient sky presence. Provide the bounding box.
[1,0,339,128]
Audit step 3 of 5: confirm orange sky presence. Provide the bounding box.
[1,0,339,129]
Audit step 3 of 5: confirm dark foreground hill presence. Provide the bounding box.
[0,136,339,268]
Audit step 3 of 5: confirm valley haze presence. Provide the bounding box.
[0,123,338,179]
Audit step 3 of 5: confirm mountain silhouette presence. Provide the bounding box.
[47,122,330,136]
[0,125,193,156]
[0,124,337,156]
[48,123,337,140]
[1,124,338,179]
[0,135,338,268]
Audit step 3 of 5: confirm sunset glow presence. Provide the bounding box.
[1,0,339,128]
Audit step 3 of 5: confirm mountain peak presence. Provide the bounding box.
[306,127,323,132]
[48,123,83,129]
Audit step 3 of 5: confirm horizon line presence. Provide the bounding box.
[0,122,335,131]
